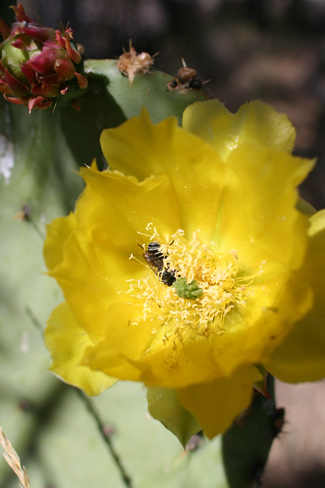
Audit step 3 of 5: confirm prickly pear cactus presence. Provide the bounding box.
[0,4,282,488]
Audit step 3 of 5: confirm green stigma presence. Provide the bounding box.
[172,277,203,300]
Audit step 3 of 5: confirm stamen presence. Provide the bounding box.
[127,228,257,366]
[129,253,146,267]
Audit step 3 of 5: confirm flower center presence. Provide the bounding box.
[128,225,254,350]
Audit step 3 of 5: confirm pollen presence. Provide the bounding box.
[128,227,254,363]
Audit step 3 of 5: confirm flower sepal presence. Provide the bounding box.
[252,365,270,399]
[147,387,202,447]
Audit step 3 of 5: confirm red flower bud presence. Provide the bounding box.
[0,3,88,111]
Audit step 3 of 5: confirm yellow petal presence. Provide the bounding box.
[85,302,224,388]
[214,144,314,271]
[78,165,181,246]
[264,210,325,382]
[44,302,116,396]
[183,99,296,160]
[43,212,77,271]
[86,303,223,389]
[83,302,153,382]
[45,170,184,336]
[100,109,226,240]
[211,276,313,376]
[48,229,143,335]
[176,365,261,438]
[134,338,222,388]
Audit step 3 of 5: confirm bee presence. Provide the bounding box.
[142,241,176,286]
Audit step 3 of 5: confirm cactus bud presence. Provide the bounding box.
[0,3,88,112]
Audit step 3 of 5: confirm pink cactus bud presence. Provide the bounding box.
[4,68,29,97]
[54,57,76,81]
[11,38,28,49]
[0,18,10,40]
[64,28,74,39]
[11,4,34,24]
[55,30,66,49]
[0,4,88,111]
[28,95,52,113]
[0,79,11,94]
[64,37,81,65]
[75,72,88,89]
[20,63,37,83]
[4,94,26,105]
[22,26,55,43]
[29,47,64,75]
[31,74,60,98]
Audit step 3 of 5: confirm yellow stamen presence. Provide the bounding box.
[127,226,256,365]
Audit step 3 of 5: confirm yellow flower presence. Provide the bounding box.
[44,100,325,440]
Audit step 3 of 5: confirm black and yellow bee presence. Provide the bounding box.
[142,241,176,286]
[142,241,203,299]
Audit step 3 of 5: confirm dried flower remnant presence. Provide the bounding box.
[0,4,88,112]
[167,59,203,92]
[117,42,155,85]
[185,433,203,452]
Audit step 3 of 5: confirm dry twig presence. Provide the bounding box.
[0,426,30,488]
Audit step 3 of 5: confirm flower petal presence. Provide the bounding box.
[264,210,325,382]
[86,303,224,389]
[176,365,261,438]
[183,99,296,160]
[44,212,77,270]
[100,110,226,240]
[78,163,181,247]
[44,302,116,396]
[48,229,142,335]
[214,144,314,270]
[45,167,184,336]
[83,302,154,382]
